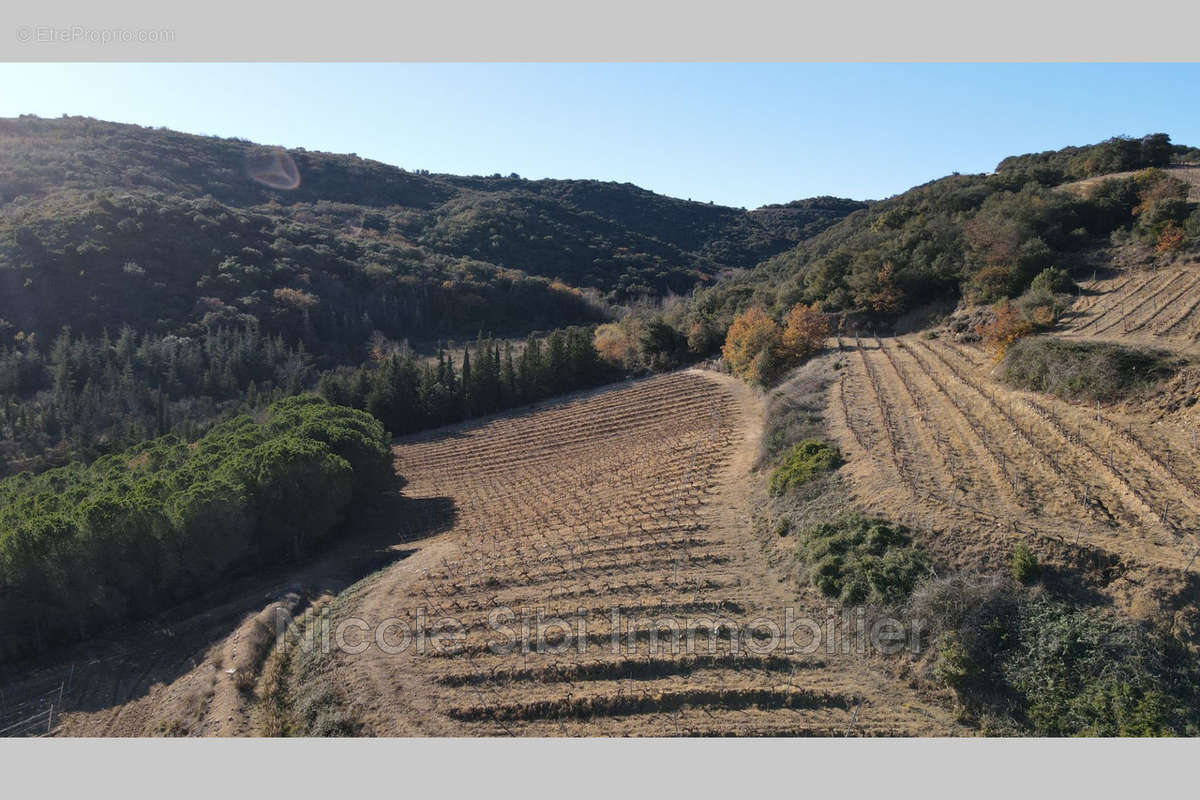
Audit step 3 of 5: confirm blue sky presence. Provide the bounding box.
[3,63,1198,208]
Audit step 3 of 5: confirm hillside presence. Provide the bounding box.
[0,115,861,474]
[6,123,1200,738]
[5,370,953,737]
[0,115,862,347]
[681,134,1200,337]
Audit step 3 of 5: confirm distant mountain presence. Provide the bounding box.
[0,115,863,352]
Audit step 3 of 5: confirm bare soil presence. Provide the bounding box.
[284,369,955,736]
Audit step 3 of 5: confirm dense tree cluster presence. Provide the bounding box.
[0,188,605,355]
[721,303,829,385]
[0,396,392,660]
[994,133,1197,183]
[0,115,857,329]
[0,324,312,476]
[317,328,609,435]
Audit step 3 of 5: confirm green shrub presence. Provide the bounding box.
[1185,207,1200,239]
[795,515,930,605]
[1029,266,1076,295]
[1000,336,1176,404]
[967,265,1023,304]
[913,575,1198,736]
[1004,598,1185,736]
[1010,543,1041,585]
[933,633,977,691]
[768,439,842,495]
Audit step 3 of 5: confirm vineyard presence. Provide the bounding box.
[1062,264,1200,349]
[831,333,1200,611]
[8,328,1197,736]
[301,370,953,736]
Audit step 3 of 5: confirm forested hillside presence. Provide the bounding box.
[0,115,861,474]
[0,115,860,345]
[681,134,1200,336]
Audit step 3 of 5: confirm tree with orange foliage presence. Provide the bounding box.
[866,262,905,315]
[722,306,784,385]
[1156,223,1186,255]
[976,300,1033,361]
[593,318,641,368]
[782,302,830,361]
[724,303,830,386]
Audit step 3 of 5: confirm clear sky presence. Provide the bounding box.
[2,63,1198,209]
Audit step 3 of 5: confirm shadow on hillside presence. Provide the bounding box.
[1039,563,1114,608]
[0,479,458,726]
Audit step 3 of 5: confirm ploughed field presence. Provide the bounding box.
[832,334,1200,612]
[1062,264,1200,350]
[311,370,952,736]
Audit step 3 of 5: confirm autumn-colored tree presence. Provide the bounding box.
[1156,223,1186,255]
[782,302,829,361]
[865,262,905,315]
[964,212,1025,267]
[593,318,641,368]
[273,287,320,310]
[976,300,1033,361]
[1132,168,1188,216]
[722,306,783,384]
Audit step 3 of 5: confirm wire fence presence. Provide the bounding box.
[0,665,73,738]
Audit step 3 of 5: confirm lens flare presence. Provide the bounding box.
[245,148,300,190]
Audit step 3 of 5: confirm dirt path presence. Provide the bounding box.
[6,366,960,737]
[292,369,954,736]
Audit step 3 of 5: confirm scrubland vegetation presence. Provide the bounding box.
[915,576,1200,736]
[682,135,1200,351]
[767,439,841,495]
[4,118,1200,738]
[795,516,930,605]
[1000,338,1177,403]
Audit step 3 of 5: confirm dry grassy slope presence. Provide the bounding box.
[295,369,954,736]
[827,333,1200,631]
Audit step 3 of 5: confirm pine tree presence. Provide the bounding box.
[461,348,473,418]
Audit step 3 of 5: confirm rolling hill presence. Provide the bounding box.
[0,115,862,348]
[5,123,1200,738]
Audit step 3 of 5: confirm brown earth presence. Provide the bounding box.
[3,368,954,736]
[1060,262,1200,356]
[284,369,955,736]
[827,333,1200,624]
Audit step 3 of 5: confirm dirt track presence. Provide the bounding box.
[2,368,954,736]
[294,369,955,736]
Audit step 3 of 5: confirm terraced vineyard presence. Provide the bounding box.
[831,335,1200,609]
[306,370,953,736]
[1063,264,1200,349]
